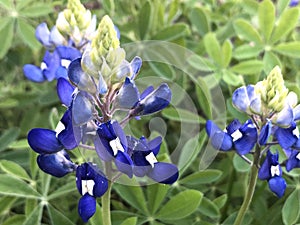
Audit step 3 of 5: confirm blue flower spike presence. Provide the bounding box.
[76,163,108,222]
[258,150,286,198]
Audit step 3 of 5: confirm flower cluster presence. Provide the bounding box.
[26,1,178,222]
[206,66,300,198]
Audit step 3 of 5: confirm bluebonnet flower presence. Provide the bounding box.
[205,119,257,155]
[76,163,108,222]
[128,136,179,184]
[115,77,172,116]
[258,150,286,198]
[290,0,300,7]
[95,120,133,178]
[23,46,81,82]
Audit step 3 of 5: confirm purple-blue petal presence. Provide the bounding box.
[130,56,142,79]
[205,120,233,151]
[140,86,154,100]
[35,23,52,48]
[258,150,279,180]
[275,122,298,149]
[115,151,133,178]
[116,77,139,109]
[147,162,179,184]
[225,119,241,135]
[78,194,96,222]
[148,136,162,156]
[37,151,75,177]
[234,120,257,155]
[94,135,114,161]
[57,110,78,149]
[23,64,45,82]
[28,128,63,154]
[72,91,94,125]
[56,46,81,61]
[43,51,60,82]
[286,150,300,172]
[259,121,272,146]
[268,176,286,198]
[232,85,255,113]
[57,78,75,107]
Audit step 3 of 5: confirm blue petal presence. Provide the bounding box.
[148,136,162,156]
[23,64,45,82]
[116,77,139,109]
[57,110,78,149]
[205,120,232,151]
[57,78,75,107]
[35,23,51,48]
[49,26,65,46]
[72,91,93,125]
[94,134,114,161]
[234,120,257,155]
[259,121,272,146]
[290,0,299,7]
[130,56,142,79]
[268,176,286,198]
[56,46,81,61]
[28,128,63,154]
[111,120,128,152]
[76,163,108,198]
[232,85,256,113]
[275,122,298,149]
[294,104,300,121]
[140,86,154,100]
[258,150,279,180]
[78,194,96,222]
[225,119,241,135]
[134,84,172,116]
[37,151,75,177]
[68,58,97,93]
[147,162,179,184]
[286,150,300,172]
[275,105,294,127]
[132,150,152,177]
[114,25,120,39]
[115,151,133,178]
[43,51,60,82]
[55,66,68,80]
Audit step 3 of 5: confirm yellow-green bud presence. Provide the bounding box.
[256,66,288,112]
[90,15,120,65]
[64,0,91,30]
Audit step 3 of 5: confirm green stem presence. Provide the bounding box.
[102,162,113,225]
[102,181,112,225]
[233,147,260,225]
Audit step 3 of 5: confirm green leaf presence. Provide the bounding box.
[203,33,222,66]
[233,154,252,172]
[156,190,203,220]
[233,19,262,44]
[139,1,152,40]
[25,199,37,217]
[0,0,12,9]
[0,174,40,198]
[2,215,26,225]
[48,181,76,200]
[258,0,275,42]
[147,183,170,214]
[230,60,263,75]
[167,0,180,23]
[89,203,103,225]
[120,217,138,225]
[9,139,30,149]
[233,44,263,60]
[0,196,16,215]
[152,23,189,41]
[0,127,20,152]
[199,196,220,218]
[22,204,43,225]
[196,77,213,119]
[148,62,175,80]
[162,107,205,123]
[180,170,223,186]
[0,98,19,108]
[263,51,281,74]
[270,7,299,44]
[47,204,76,225]
[187,54,215,72]
[222,39,232,68]
[274,42,300,58]
[0,19,14,59]
[282,189,300,225]
[213,194,228,209]
[20,3,53,17]
[114,183,148,214]
[222,70,243,86]
[0,160,31,181]
[17,19,41,50]
[102,0,115,14]
[189,7,210,36]
[178,131,206,174]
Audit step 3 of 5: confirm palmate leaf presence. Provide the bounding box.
[274,42,300,58]
[222,39,232,68]
[17,18,41,50]
[180,169,223,186]
[0,18,14,59]
[22,204,43,225]
[199,196,220,218]
[152,23,190,41]
[0,127,20,152]
[0,160,31,181]
[19,3,53,17]
[120,217,138,225]
[155,190,203,220]
[258,0,275,42]
[203,32,222,67]
[189,7,210,36]
[233,19,263,44]
[139,1,153,40]
[230,60,263,75]
[147,183,170,214]
[47,204,76,225]
[282,189,300,225]
[270,7,299,44]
